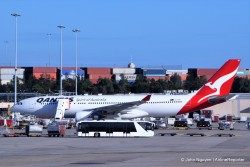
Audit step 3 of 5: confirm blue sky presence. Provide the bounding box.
[0,0,249,69]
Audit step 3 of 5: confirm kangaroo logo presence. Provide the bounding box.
[198,68,238,103]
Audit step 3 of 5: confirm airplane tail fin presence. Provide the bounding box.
[196,59,240,103]
[178,59,240,115]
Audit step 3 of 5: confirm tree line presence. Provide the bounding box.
[0,73,249,95]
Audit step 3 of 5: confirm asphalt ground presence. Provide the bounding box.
[0,122,250,167]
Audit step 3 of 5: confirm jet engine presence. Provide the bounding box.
[75,111,92,122]
[120,109,149,119]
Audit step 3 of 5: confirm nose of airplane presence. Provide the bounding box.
[10,103,20,113]
[10,104,16,112]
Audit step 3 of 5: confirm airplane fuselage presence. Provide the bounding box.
[12,94,194,118]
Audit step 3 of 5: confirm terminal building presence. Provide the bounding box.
[24,67,57,80]
[59,67,85,80]
[0,64,249,85]
[0,67,24,85]
[83,67,112,84]
[112,63,137,83]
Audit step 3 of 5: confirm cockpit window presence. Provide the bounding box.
[17,102,22,105]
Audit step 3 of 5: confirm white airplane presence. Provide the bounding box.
[11,59,240,122]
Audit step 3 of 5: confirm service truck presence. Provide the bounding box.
[47,122,66,137]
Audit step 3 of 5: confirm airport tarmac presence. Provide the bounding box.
[0,123,250,167]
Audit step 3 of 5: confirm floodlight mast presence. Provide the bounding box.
[72,29,80,95]
[11,13,21,104]
[57,25,65,96]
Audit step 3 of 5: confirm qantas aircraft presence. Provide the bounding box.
[11,59,240,122]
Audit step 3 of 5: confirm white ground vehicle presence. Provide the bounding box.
[167,117,176,126]
[77,120,154,137]
[25,124,43,137]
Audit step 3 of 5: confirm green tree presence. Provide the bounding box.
[157,78,169,91]
[32,84,46,93]
[131,75,150,93]
[240,77,250,93]
[78,78,93,95]
[23,75,57,93]
[24,75,36,92]
[184,71,200,92]
[231,77,250,93]
[63,78,75,92]
[198,75,207,88]
[96,78,114,94]
[169,74,182,90]
[149,79,163,93]
[114,74,131,94]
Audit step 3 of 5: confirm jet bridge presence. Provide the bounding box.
[54,97,70,120]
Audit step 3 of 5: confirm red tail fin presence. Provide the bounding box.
[196,59,240,103]
[178,59,240,115]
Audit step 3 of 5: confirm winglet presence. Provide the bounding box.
[142,95,151,102]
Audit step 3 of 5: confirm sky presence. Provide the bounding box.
[0,0,250,69]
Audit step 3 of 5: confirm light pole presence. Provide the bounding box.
[72,29,80,95]
[47,33,51,67]
[57,25,65,96]
[11,13,21,104]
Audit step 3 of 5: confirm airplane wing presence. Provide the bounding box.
[83,95,151,117]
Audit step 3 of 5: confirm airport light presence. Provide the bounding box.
[72,29,80,95]
[11,13,21,104]
[47,33,51,67]
[57,25,65,96]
